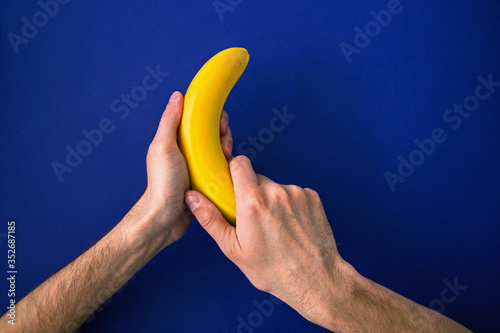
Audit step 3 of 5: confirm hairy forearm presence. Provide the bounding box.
[318,261,472,333]
[0,200,166,332]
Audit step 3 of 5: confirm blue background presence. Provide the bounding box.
[1,0,499,332]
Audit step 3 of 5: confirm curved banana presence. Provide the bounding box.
[179,47,250,225]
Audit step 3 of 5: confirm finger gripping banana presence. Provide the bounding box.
[179,47,249,225]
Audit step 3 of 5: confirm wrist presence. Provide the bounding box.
[323,260,439,333]
[306,258,361,332]
[118,195,176,262]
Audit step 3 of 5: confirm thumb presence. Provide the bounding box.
[184,190,238,256]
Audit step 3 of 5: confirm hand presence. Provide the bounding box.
[0,92,235,333]
[185,156,473,333]
[184,155,345,328]
[128,91,233,251]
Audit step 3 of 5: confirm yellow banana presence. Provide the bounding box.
[179,47,250,225]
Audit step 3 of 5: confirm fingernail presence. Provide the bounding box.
[185,194,199,210]
[227,142,232,154]
[169,91,179,102]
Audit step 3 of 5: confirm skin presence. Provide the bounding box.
[0,91,232,332]
[0,92,471,332]
[186,159,472,332]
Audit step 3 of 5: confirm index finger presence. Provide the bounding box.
[230,155,259,200]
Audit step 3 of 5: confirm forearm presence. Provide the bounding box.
[316,261,471,333]
[0,198,167,332]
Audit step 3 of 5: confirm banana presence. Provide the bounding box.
[179,47,250,225]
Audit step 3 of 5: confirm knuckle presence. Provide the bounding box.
[266,184,295,213]
[221,110,229,121]
[198,209,217,227]
[146,148,156,165]
[304,187,319,198]
[231,155,250,167]
[304,188,323,208]
[286,184,304,196]
[252,279,272,293]
[147,142,166,156]
[223,135,233,152]
[223,238,241,260]
[226,132,233,145]
[268,183,288,199]
[147,141,176,160]
[246,189,266,212]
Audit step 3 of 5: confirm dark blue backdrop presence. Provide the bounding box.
[1,1,499,332]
